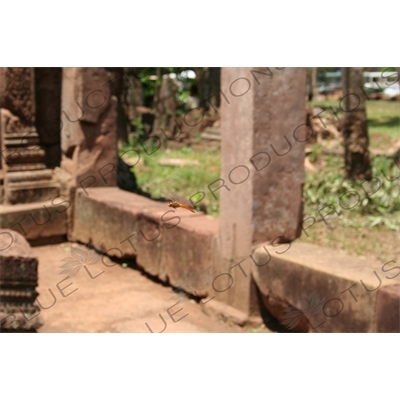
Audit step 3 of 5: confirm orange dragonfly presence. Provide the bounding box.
[166,197,196,213]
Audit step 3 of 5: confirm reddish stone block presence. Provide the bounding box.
[79,67,114,124]
[376,285,400,333]
[161,214,219,294]
[72,188,169,277]
[220,67,306,257]
[251,242,400,332]
[0,229,43,332]
[0,201,68,241]
[61,68,119,190]
[0,67,36,126]
[217,68,307,319]
[72,188,150,254]
[72,187,219,296]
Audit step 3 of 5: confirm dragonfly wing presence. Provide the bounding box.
[181,204,195,213]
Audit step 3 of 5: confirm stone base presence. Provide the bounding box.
[0,229,44,332]
[251,242,400,333]
[0,307,44,332]
[201,298,264,328]
[72,187,219,296]
[0,201,68,242]
[5,180,61,204]
[376,285,400,333]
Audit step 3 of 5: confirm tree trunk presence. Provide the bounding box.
[152,70,177,146]
[193,67,220,113]
[341,67,372,181]
[308,67,317,101]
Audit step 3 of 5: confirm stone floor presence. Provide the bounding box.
[34,242,271,333]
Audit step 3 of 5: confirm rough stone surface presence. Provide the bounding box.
[161,215,219,296]
[60,68,119,189]
[0,201,68,241]
[5,182,60,205]
[0,229,44,332]
[0,68,36,126]
[251,241,400,332]
[209,245,260,317]
[75,96,118,187]
[259,290,310,332]
[60,67,81,155]
[218,67,306,319]
[71,187,158,255]
[71,187,219,295]
[376,285,400,332]
[220,67,306,258]
[1,68,62,204]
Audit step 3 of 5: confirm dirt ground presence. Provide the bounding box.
[34,242,271,333]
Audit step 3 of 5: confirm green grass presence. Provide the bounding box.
[301,148,400,261]
[120,140,221,217]
[367,101,400,139]
[303,152,400,231]
[308,98,400,141]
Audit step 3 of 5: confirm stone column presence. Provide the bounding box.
[215,67,306,315]
[61,68,119,190]
[60,68,120,239]
[0,229,43,332]
[0,67,61,204]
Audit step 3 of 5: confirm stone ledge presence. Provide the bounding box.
[72,187,219,291]
[251,242,400,333]
[0,201,68,242]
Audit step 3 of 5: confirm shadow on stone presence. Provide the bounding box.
[117,156,150,198]
[254,283,288,333]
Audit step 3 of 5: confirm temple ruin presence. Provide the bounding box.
[1,67,398,333]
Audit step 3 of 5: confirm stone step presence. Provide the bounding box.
[0,201,68,241]
[4,137,41,147]
[6,169,53,183]
[3,131,39,140]
[2,147,46,165]
[3,132,41,151]
[7,163,47,172]
[5,180,61,204]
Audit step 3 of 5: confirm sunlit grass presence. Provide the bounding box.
[367,101,400,139]
[308,98,400,141]
[121,143,221,217]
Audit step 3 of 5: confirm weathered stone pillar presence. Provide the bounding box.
[0,67,61,204]
[215,67,306,315]
[61,68,119,190]
[0,229,43,332]
[60,68,120,239]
